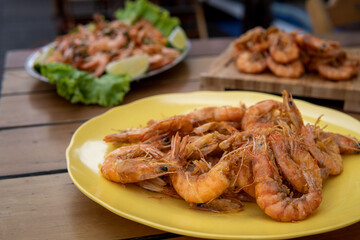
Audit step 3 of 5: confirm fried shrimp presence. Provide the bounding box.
[252,136,322,222]
[241,100,282,130]
[295,33,343,58]
[232,27,359,81]
[266,55,304,78]
[303,124,343,176]
[186,132,227,159]
[169,133,240,203]
[325,132,360,154]
[235,152,256,198]
[101,144,177,183]
[193,122,240,135]
[268,31,300,64]
[101,89,360,221]
[317,58,359,81]
[236,50,267,74]
[104,116,193,144]
[186,105,246,125]
[269,132,308,193]
[45,15,180,77]
[282,91,343,177]
[80,52,110,77]
[234,27,269,52]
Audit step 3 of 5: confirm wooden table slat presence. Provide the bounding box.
[0,123,81,176]
[0,173,165,239]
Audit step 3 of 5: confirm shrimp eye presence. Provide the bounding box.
[196,203,204,207]
[258,142,263,146]
[160,166,168,172]
[164,137,170,143]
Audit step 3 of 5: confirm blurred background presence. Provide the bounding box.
[1,0,360,73]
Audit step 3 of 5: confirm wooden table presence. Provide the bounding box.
[1,37,359,239]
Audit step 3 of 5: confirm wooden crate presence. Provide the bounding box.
[200,43,360,112]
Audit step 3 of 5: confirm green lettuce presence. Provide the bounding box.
[37,63,131,106]
[115,0,180,36]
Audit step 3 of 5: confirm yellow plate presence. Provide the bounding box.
[66,91,360,239]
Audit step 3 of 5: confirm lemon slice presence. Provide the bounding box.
[106,54,149,78]
[35,45,54,64]
[168,26,187,50]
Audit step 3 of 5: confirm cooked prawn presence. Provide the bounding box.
[148,54,173,71]
[282,91,343,176]
[241,99,282,130]
[219,131,253,151]
[186,132,227,159]
[269,131,308,193]
[234,27,269,52]
[186,105,246,125]
[281,90,304,130]
[236,51,267,74]
[88,34,127,55]
[193,122,240,135]
[317,58,359,81]
[323,132,360,154]
[80,52,110,77]
[303,124,343,176]
[101,144,177,183]
[268,31,300,64]
[235,151,256,198]
[266,55,304,78]
[295,33,343,58]
[252,136,322,222]
[104,115,193,144]
[169,133,240,203]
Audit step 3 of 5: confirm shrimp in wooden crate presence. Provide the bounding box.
[232,27,359,81]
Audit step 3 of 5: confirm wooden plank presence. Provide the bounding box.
[0,93,111,128]
[0,123,81,176]
[201,43,360,112]
[189,38,233,56]
[0,80,201,129]
[1,173,359,240]
[1,69,55,95]
[0,173,165,239]
[4,49,35,69]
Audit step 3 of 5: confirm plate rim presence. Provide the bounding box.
[24,40,191,82]
[66,91,360,240]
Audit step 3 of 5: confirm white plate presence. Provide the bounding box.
[25,41,191,82]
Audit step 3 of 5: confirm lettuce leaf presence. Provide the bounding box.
[37,63,131,106]
[115,0,180,36]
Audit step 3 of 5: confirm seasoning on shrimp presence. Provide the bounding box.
[46,14,181,77]
[101,90,360,221]
[232,27,359,81]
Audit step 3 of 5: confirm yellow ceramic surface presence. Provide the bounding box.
[66,91,360,239]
